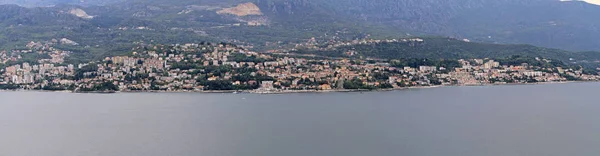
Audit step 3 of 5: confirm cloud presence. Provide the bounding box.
[561,0,600,5]
[586,0,600,5]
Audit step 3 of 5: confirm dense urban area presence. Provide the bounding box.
[1,38,599,93]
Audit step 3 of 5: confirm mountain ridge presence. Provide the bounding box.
[1,0,600,55]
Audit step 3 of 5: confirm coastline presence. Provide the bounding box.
[0,80,593,94]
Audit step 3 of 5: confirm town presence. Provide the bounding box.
[1,39,599,93]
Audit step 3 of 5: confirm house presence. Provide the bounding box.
[260,81,274,90]
[318,84,332,90]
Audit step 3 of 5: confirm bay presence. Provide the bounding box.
[1,82,600,156]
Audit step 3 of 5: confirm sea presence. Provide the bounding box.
[1,82,600,156]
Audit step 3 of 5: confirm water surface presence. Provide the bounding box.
[1,83,600,156]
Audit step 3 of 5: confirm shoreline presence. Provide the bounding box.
[0,80,594,94]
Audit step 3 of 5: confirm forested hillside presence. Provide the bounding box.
[292,37,600,64]
[314,0,600,51]
[0,0,390,59]
[1,0,600,58]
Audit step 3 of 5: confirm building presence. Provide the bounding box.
[419,66,437,72]
[260,81,274,90]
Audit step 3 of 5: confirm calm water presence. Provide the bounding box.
[1,83,600,156]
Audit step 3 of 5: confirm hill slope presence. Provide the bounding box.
[0,0,395,58]
[319,0,600,51]
[2,0,600,53]
[292,37,600,65]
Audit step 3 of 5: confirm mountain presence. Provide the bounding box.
[0,0,391,60]
[317,0,600,51]
[0,0,117,7]
[2,0,600,55]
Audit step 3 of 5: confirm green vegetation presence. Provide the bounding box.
[0,84,19,90]
[292,37,600,69]
[319,0,600,51]
[343,79,371,90]
[201,80,235,91]
[495,56,567,68]
[0,0,404,59]
[389,58,461,69]
[74,64,99,80]
[294,38,586,61]
[3,0,600,56]
[229,53,272,63]
[40,84,71,91]
[79,82,119,92]
[4,52,50,66]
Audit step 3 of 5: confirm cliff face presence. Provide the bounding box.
[69,8,93,19]
[217,2,263,16]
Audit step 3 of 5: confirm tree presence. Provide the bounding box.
[204,80,234,90]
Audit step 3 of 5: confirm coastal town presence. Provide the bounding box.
[1,39,599,93]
